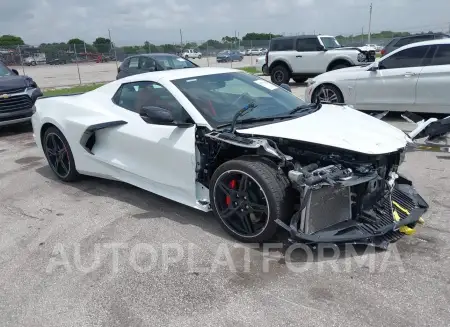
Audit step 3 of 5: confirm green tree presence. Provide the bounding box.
[67,38,85,45]
[241,33,282,40]
[93,37,111,54]
[0,34,25,47]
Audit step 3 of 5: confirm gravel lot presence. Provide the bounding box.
[1,108,450,326]
[10,57,260,88]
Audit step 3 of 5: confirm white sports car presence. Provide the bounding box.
[32,67,450,247]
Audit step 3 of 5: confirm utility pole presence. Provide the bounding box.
[108,29,118,70]
[361,27,364,44]
[368,3,373,44]
[179,29,183,48]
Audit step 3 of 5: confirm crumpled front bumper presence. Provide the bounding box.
[276,175,428,249]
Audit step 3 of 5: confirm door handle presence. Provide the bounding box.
[296,55,302,58]
[404,72,416,77]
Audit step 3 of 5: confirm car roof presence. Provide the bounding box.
[393,37,450,50]
[93,67,240,95]
[125,53,179,59]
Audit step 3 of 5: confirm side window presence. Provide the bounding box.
[128,57,139,68]
[296,38,321,52]
[379,45,429,69]
[112,81,189,122]
[139,56,156,71]
[270,39,294,51]
[430,44,450,66]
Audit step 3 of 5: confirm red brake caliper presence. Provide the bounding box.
[226,180,236,206]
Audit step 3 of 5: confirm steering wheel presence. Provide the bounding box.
[232,92,252,106]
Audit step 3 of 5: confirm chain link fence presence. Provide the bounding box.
[0,36,410,88]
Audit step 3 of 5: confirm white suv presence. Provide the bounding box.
[266,35,375,84]
[182,49,202,59]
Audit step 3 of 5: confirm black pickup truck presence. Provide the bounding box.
[0,61,42,127]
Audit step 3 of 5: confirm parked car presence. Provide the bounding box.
[267,35,376,85]
[46,57,68,65]
[255,56,268,75]
[380,32,450,57]
[0,61,42,127]
[181,49,202,59]
[32,67,447,246]
[304,38,450,114]
[216,50,243,62]
[247,48,263,56]
[116,53,198,79]
[23,53,46,66]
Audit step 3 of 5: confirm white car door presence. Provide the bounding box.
[292,37,327,73]
[354,44,430,111]
[415,44,450,114]
[92,81,198,208]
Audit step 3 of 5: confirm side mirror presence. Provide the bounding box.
[316,45,326,51]
[147,67,156,72]
[140,106,174,124]
[280,83,291,92]
[368,61,379,71]
[11,69,19,75]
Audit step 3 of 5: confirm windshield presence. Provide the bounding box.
[155,56,196,69]
[0,62,12,77]
[171,72,308,128]
[320,37,341,49]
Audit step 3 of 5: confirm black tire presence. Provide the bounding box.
[210,157,293,243]
[293,77,307,84]
[270,65,291,85]
[262,64,268,75]
[42,126,80,182]
[185,55,189,59]
[329,63,351,71]
[312,84,344,103]
[198,55,202,59]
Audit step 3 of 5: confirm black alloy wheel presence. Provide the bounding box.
[43,127,80,182]
[214,171,269,238]
[210,158,293,243]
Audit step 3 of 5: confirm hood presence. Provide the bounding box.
[237,105,410,155]
[0,75,30,91]
[312,64,371,82]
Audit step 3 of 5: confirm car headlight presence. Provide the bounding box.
[357,53,366,62]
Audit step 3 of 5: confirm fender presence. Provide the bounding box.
[268,58,294,73]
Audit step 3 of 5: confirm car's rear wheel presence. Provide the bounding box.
[198,55,202,59]
[185,55,189,59]
[270,65,291,85]
[293,77,307,84]
[43,126,80,182]
[312,84,344,104]
[210,158,292,243]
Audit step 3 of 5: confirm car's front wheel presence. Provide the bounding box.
[312,84,344,104]
[210,157,293,243]
[42,126,80,182]
[270,65,290,85]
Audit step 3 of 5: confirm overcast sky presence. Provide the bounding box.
[2,0,450,46]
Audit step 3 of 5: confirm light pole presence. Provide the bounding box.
[368,3,373,44]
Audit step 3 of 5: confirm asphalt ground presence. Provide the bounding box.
[0,93,449,325]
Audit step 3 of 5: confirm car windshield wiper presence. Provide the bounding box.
[218,102,258,133]
[289,101,321,115]
[217,115,294,129]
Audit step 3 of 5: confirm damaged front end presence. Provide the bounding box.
[275,150,428,249]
